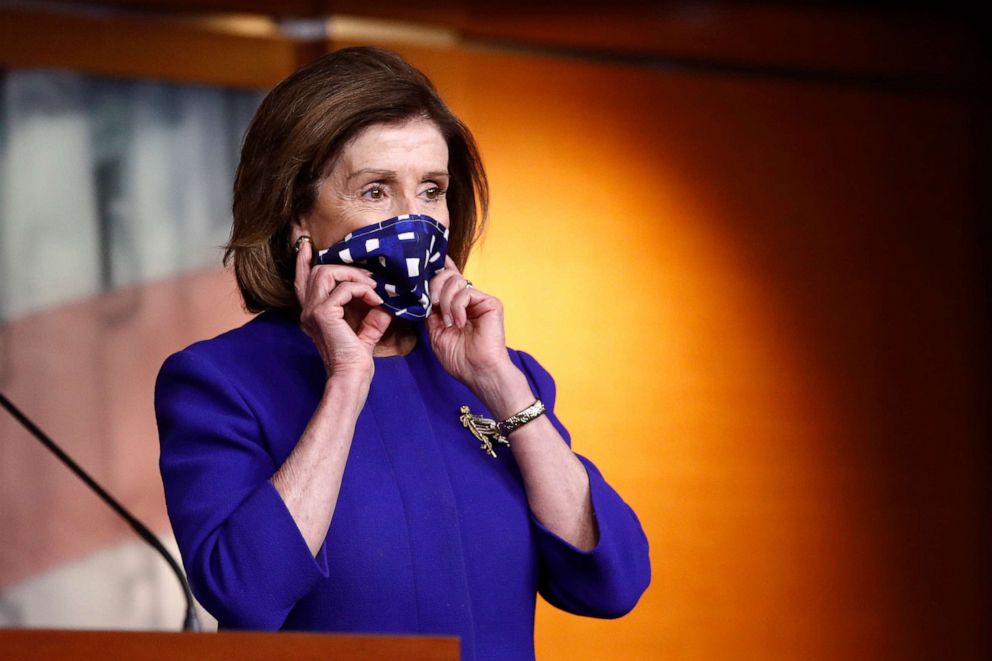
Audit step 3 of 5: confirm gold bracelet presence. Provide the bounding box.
[458,400,546,459]
[497,400,546,437]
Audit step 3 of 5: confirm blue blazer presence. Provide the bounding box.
[155,310,650,660]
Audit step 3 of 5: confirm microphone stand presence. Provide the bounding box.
[0,392,201,632]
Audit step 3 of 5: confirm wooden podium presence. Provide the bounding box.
[0,628,460,660]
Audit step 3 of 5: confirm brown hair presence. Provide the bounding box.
[225,46,488,313]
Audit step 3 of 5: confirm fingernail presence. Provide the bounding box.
[444,314,452,327]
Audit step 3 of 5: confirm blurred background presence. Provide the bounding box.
[0,1,988,659]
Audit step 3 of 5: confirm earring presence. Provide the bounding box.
[294,235,313,253]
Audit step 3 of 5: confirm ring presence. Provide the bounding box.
[465,280,474,289]
[294,235,313,253]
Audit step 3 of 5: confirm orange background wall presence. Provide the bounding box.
[389,44,985,659]
[1,14,986,661]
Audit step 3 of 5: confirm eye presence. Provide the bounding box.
[424,186,447,201]
[363,184,386,201]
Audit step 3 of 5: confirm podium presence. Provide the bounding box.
[0,628,459,660]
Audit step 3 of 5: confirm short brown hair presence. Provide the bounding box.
[225,47,488,313]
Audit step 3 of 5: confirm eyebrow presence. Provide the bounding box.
[346,168,449,182]
[346,168,393,182]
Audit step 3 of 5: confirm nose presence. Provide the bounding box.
[393,187,432,218]
[395,189,418,217]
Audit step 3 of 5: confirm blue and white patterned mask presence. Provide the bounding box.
[316,214,449,320]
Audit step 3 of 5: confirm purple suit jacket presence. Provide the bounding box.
[155,310,650,660]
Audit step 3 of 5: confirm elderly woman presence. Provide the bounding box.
[155,47,649,660]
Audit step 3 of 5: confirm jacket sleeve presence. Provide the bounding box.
[155,348,329,629]
[512,350,652,618]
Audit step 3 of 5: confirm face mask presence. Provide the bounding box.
[316,214,449,320]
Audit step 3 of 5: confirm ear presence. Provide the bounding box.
[289,217,311,246]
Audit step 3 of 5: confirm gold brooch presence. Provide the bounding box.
[459,406,510,458]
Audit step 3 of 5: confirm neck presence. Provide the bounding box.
[372,317,417,357]
[337,301,418,357]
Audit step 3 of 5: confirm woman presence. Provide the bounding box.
[155,47,649,660]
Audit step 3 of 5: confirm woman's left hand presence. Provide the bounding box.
[426,256,514,393]
[428,258,597,551]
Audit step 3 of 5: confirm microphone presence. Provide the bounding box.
[1,391,202,632]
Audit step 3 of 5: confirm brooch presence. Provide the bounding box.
[459,405,510,458]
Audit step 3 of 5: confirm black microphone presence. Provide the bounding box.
[0,391,202,632]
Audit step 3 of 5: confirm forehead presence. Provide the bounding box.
[339,118,448,168]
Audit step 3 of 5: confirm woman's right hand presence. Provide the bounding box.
[294,238,392,381]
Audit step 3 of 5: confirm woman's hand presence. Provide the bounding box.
[295,238,392,381]
[426,257,522,405]
[273,237,391,558]
[427,258,597,550]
